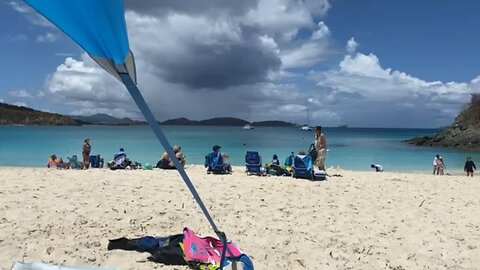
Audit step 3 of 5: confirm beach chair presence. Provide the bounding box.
[205,152,228,174]
[89,154,102,168]
[68,155,82,169]
[245,151,264,176]
[292,155,314,180]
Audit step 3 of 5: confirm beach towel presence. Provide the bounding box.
[107,229,253,270]
[12,262,116,270]
[108,234,187,265]
[182,227,253,270]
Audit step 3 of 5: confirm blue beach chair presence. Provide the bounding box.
[205,152,228,174]
[89,154,103,168]
[245,151,264,176]
[67,155,82,169]
[292,155,314,180]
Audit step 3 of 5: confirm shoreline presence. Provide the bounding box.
[1,165,479,269]
[0,164,469,176]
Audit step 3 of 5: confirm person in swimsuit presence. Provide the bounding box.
[82,138,91,169]
[314,126,327,171]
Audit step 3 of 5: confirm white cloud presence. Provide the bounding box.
[22,1,478,127]
[245,0,330,41]
[346,37,358,53]
[36,32,58,43]
[8,34,28,42]
[8,1,29,13]
[280,21,332,69]
[8,89,33,99]
[311,21,330,40]
[9,1,53,27]
[310,52,477,127]
[281,42,330,69]
[13,102,28,107]
[43,55,138,118]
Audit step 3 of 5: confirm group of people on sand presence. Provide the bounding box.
[46,128,328,175]
[157,145,186,169]
[48,138,95,169]
[432,154,477,176]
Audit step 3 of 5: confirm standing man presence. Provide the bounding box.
[314,126,327,171]
[82,138,91,169]
[464,156,476,177]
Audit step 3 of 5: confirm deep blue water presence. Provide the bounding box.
[0,125,477,172]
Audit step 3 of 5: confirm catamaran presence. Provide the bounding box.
[243,111,254,130]
[300,106,312,131]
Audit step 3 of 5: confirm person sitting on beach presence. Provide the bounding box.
[47,154,69,169]
[464,156,476,177]
[108,148,129,169]
[272,154,280,165]
[371,164,383,172]
[221,152,233,173]
[67,155,82,169]
[205,145,232,174]
[157,145,185,169]
[284,152,295,167]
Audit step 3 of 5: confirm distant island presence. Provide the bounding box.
[0,102,81,125]
[71,114,146,126]
[406,93,480,150]
[0,103,295,127]
[162,117,294,127]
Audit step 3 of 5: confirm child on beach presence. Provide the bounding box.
[464,156,476,177]
[371,164,383,172]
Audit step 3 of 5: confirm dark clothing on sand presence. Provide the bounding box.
[464,160,477,172]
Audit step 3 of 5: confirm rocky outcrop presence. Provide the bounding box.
[406,94,480,150]
[0,103,81,126]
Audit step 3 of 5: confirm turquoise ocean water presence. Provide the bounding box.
[0,125,477,172]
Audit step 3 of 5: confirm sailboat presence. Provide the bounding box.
[300,106,312,131]
[243,111,254,130]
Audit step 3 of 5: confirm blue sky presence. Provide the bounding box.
[1,0,479,128]
[325,0,480,82]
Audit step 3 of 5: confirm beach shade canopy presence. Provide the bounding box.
[24,1,234,268]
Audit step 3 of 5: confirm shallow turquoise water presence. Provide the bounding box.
[0,125,477,172]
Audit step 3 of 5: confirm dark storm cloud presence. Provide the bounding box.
[156,40,281,89]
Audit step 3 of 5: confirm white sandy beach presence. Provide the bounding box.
[0,166,479,270]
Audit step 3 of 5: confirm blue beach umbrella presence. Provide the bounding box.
[23,1,236,268]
